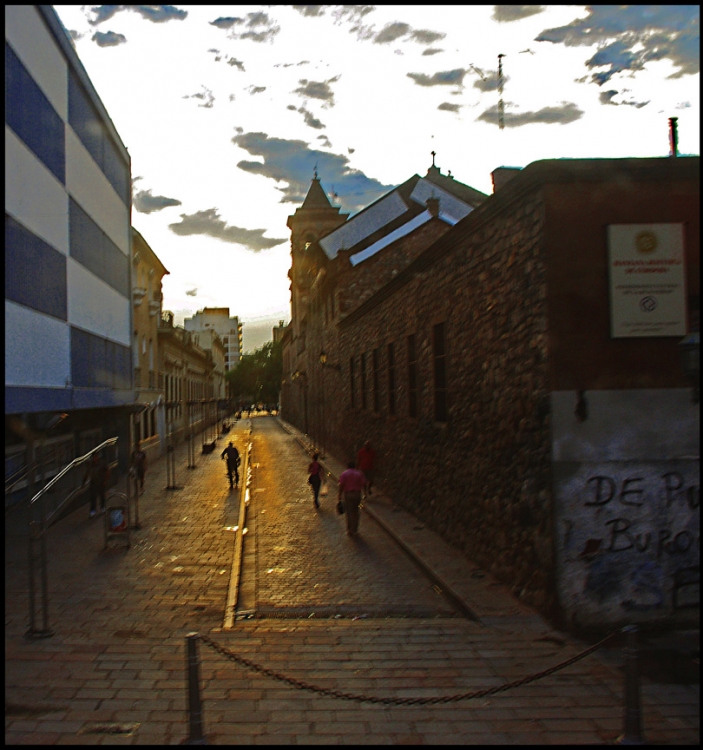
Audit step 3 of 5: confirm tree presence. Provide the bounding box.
[226,340,282,405]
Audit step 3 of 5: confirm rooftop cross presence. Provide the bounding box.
[431,150,436,167]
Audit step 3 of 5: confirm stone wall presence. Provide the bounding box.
[338,187,557,616]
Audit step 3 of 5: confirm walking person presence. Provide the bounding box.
[308,453,323,509]
[338,461,366,536]
[85,452,109,518]
[221,441,240,488]
[131,441,148,491]
[356,440,376,497]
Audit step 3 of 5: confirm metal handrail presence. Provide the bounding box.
[29,438,118,508]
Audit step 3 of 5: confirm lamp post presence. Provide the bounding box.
[679,332,699,404]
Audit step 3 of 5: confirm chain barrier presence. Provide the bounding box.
[198,629,619,706]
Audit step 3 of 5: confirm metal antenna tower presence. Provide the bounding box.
[498,53,505,130]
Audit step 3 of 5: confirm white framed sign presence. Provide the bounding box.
[608,224,686,338]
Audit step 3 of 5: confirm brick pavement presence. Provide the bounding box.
[5,415,699,744]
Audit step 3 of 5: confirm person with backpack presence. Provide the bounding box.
[307,453,323,509]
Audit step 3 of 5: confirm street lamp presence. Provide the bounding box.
[679,332,699,403]
[319,350,340,370]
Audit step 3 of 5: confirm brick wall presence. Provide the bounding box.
[338,187,556,615]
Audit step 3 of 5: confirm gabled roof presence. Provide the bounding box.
[317,168,487,265]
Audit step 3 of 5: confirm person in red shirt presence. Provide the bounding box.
[356,440,376,497]
[338,461,366,536]
[307,453,323,509]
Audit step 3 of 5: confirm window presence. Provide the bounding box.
[387,342,396,416]
[433,322,448,422]
[71,326,131,389]
[5,42,65,183]
[372,348,380,412]
[349,356,356,408]
[360,352,367,409]
[407,334,417,418]
[5,213,67,320]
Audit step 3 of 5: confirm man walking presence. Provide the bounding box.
[221,441,240,488]
[338,461,367,536]
[131,441,148,491]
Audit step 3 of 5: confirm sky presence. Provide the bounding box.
[52,5,699,352]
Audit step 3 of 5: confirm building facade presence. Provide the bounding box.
[131,228,168,464]
[5,5,133,496]
[283,156,699,629]
[184,307,243,371]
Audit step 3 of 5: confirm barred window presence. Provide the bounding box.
[407,334,417,418]
[433,322,447,422]
[372,348,380,412]
[360,352,367,409]
[387,342,396,416]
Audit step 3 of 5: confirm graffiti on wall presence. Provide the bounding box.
[555,462,699,626]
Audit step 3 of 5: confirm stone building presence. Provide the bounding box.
[5,5,133,499]
[283,155,699,629]
[131,228,168,464]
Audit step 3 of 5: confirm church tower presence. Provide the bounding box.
[286,174,347,333]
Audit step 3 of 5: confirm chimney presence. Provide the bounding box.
[669,117,679,157]
[491,166,521,193]
[426,196,440,217]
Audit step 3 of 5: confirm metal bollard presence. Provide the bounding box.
[185,632,207,744]
[616,625,645,745]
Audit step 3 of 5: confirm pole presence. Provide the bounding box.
[617,625,644,745]
[669,117,679,158]
[185,633,206,744]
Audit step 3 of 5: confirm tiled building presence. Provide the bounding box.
[5,5,133,494]
[283,156,699,628]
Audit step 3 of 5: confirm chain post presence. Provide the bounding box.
[616,625,645,745]
[185,633,207,744]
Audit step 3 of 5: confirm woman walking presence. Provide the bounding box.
[307,453,323,509]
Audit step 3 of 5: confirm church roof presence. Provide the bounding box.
[301,177,334,209]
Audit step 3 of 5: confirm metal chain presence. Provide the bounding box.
[198,630,619,706]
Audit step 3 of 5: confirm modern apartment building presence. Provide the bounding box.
[5,5,134,490]
[184,307,243,371]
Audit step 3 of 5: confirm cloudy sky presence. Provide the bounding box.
[53,5,699,351]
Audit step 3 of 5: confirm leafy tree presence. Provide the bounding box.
[226,340,282,405]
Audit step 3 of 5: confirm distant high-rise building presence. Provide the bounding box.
[184,307,243,371]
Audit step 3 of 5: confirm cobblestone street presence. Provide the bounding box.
[5,416,699,744]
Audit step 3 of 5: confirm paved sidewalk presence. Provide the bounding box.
[4,416,699,744]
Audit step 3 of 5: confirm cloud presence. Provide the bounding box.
[231,131,395,213]
[473,71,507,92]
[293,76,340,105]
[477,101,584,127]
[185,288,198,297]
[410,29,446,45]
[599,90,650,108]
[493,6,546,23]
[536,5,700,84]
[374,22,411,44]
[438,102,461,113]
[88,5,187,25]
[133,189,182,214]
[92,30,127,47]
[298,106,325,129]
[248,86,267,95]
[169,208,286,251]
[676,100,692,109]
[210,16,244,29]
[221,11,280,43]
[407,68,467,87]
[317,135,332,147]
[422,48,443,56]
[292,5,327,17]
[227,57,245,71]
[183,86,214,108]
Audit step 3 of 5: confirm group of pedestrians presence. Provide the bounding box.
[307,440,376,537]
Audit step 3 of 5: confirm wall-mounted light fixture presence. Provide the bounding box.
[319,350,341,370]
